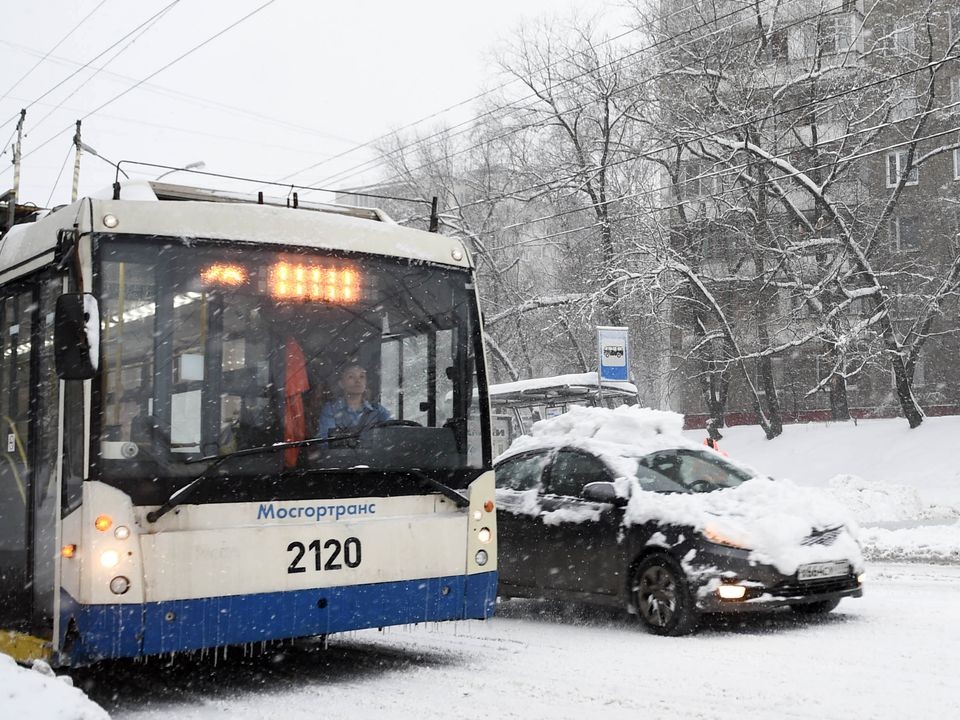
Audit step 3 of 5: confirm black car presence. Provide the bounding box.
[495,444,864,635]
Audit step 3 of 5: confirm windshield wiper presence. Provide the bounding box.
[406,468,470,508]
[145,435,346,523]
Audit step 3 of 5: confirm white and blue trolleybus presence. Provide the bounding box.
[0,181,497,665]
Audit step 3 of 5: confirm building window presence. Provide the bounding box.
[888,216,920,252]
[951,76,960,112]
[875,22,915,56]
[820,14,852,55]
[769,28,789,60]
[680,161,718,198]
[890,93,918,123]
[954,143,960,181]
[951,10,960,44]
[886,151,918,187]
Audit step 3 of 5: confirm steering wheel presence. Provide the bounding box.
[687,479,714,493]
[370,419,422,429]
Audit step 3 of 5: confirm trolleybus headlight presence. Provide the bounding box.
[114,525,130,540]
[109,576,130,595]
[95,514,113,532]
[61,544,77,559]
[477,527,492,544]
[102,214,119,228]
[475,549,489,566]
[100,550,120,568]
[472,510,482,521]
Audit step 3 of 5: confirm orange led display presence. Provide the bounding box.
[201,263,247,286]
[268,262,360,302]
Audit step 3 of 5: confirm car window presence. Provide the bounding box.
[675,450,750,490]
[634,464,686,493]
[640,449,749,492]
[547,450,610,497]
[496,452,549,491]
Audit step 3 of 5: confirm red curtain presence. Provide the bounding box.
[284,337,310,468]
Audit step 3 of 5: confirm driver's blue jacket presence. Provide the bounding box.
[317,399,392,439]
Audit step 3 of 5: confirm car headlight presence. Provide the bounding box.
[703,525,751,550]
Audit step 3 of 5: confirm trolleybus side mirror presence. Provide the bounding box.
[55,293,100,380]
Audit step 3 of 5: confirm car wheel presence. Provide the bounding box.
[789,598,841,615]
[630,554,699,636]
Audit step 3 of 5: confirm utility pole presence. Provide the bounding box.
[6,108,25,229]
[71,120,82,203]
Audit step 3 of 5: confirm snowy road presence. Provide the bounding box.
[75,562,960,720]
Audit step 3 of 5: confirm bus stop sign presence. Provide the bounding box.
[597,326,629,381]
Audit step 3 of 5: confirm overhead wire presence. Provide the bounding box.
[305,0,855,192]
[0,37,359,145]
[44,143,75,208]
[398,49,960,227]
[277,0,798,187]
[0,0,279,180]
[0,0,109,106]
[476,120,960,249]
[27,1,180,134]
[0,0,182,135]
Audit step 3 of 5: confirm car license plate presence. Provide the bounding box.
[797,561,849,582]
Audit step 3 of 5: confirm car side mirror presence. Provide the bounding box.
[55,293,100,380]
[582,481,627,505]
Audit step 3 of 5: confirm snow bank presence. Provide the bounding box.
[691,417,960,517]
[824,474,955,523]
[859,521,960,563]
[0,654,108,720]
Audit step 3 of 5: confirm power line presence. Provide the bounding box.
[28,2,179,135]
[44,143,74,207]
[307,0,853,191]
[476,122,960,249]
[278,0,791,187]
[0,0,278,180]
[0,37,359,146]
[0,1,182,135]
[0,0,109,106]
[401,50,960,226]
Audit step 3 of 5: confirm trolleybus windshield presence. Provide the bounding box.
[95,237,487,503]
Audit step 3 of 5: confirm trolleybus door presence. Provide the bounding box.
[0,279,62,639]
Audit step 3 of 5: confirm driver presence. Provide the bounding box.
[317,363,392,439]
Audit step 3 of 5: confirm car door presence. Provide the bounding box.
[539,449,627,597]
[494,450,553,592]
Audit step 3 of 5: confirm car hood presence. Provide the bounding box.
[625,477,863,575]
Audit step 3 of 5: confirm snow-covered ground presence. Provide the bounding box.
[7,416,960,718]
[0,655,107,720]
[55,562,959,720]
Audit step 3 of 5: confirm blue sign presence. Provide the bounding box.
[597,326,629,381]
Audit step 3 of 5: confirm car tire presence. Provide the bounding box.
[789,598,841,615]
[630,554,699,636]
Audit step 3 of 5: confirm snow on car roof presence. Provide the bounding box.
[496,405,700,480]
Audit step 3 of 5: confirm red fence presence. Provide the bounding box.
[683,405,960,430]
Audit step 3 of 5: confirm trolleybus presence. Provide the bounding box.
[0,180,497,665]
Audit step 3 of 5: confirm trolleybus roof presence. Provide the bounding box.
[0,181,472,284]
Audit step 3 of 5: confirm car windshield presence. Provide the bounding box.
[637,448,751,493]
[96,237,487,498]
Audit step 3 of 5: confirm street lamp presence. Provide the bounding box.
[155,160,206,181]
[80,142,130,178]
